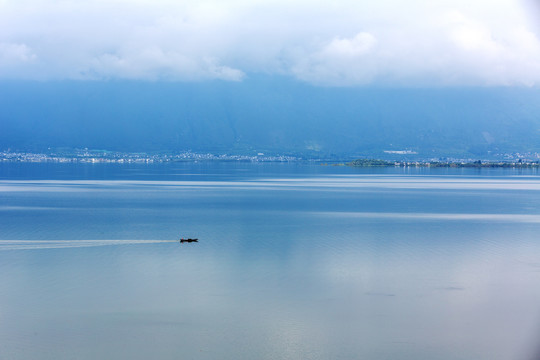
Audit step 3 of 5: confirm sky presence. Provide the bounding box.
[1,0,540,86]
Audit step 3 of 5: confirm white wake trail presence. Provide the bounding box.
[0,239,178,251]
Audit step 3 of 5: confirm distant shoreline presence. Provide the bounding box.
[2,151,540,168]
[0,151,298,164]
[342,159,540,168]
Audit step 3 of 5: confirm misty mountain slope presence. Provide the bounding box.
[1,78,540,158]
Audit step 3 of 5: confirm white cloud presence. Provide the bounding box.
[291,32,378,86]
[0,0,539,86]
[445,12,501,52]
[84,49,244,81]
[438,11,540,86]
[324,33,377,58]
[0,43,36,63]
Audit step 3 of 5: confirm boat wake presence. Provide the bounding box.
[0,239,177,251]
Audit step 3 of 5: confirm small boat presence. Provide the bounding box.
[180,238,198,243]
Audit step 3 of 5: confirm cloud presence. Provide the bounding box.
[324,33,377,57]
[437,11,540,86]
[0,43,36,64]
[291,32,378,85]
[85,50,244,81]
[0,0,539,86]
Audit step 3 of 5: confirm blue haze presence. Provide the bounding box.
[2,78,540,158]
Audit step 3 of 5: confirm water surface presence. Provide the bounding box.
[1,163,540,360]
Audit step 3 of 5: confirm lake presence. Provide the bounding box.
[1,162,540,360]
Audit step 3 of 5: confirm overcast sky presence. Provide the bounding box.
[1,0,540,86]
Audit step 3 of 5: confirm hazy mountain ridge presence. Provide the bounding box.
[1,78,540,159]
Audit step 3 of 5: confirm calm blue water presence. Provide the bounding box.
[1,163,540,360]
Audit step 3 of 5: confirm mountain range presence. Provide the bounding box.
[2,77,540,159]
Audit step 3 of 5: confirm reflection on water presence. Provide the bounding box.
[1,164,540,360]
